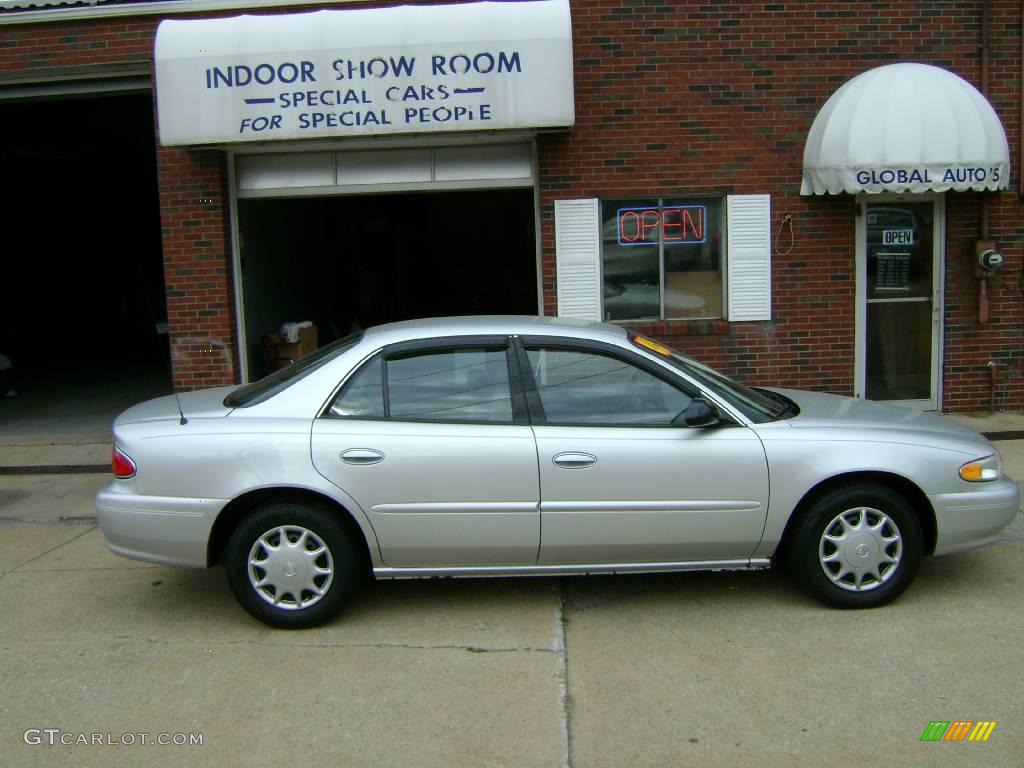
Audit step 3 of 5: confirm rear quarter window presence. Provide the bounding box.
[225,332,363,408]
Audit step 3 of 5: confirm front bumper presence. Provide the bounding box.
[96,481,226,568]
[930,478,1021,556]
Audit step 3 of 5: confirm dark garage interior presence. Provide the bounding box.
[238,189,538,381]
[0,93,171,435]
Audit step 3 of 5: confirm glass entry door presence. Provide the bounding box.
[857,198,942,409]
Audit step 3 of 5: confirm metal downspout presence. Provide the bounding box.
[981,0,991,240]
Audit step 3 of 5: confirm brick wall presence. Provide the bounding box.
[156,144,237,389]
[0,17,152,70]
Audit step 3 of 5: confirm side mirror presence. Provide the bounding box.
[674,397,721,428]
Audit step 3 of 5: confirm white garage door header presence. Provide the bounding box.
[154,0,575,146]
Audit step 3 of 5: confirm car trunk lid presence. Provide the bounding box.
[114,386,236,425]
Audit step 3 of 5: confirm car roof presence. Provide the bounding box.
[360,315,630,345]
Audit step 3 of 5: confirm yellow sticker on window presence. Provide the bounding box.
[631,334,672,357]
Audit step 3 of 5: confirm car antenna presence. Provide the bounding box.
[137,264,188,425]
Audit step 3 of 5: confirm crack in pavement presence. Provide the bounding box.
[0,516,99,524]
[8,524,97,572]
[7,566,162,573]
[556,578,573,768]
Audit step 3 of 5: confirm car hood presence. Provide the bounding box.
[115,386,236,425]
[765,388,991,447]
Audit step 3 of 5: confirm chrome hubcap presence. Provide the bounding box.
[247,525,334,610]
[818,507,902,592]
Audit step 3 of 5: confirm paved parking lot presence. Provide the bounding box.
[1,470,1022,767]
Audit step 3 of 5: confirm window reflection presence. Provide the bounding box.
[864,202,935,402]
[601,198,724,321]
[330,355,384,417]
[527,347,690,425]
[330,347,514,423]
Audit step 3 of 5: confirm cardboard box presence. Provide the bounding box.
[271,324,318,363]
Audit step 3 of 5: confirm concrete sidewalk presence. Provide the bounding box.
[0,432,111,472]
[0,434,111,523]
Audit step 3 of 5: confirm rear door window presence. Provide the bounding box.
[329,344,516,424]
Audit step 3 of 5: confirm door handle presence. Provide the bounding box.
[552,452,597,469]
[340,448,385,465]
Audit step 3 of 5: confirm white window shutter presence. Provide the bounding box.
[726,194,772,321]
[554,198,602,320]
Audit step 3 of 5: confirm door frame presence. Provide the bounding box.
[854,192,945,411]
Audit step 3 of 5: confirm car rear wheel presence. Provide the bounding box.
[787,483,923,608]
[226,501,361,628]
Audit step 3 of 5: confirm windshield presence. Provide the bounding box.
[629,333,786,422]
[224,332,363,408]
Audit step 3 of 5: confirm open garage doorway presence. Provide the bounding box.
[0,94,170,435]
[237,189,537,381]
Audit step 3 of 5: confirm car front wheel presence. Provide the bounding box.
[226,501,361,628]
[787,483,923,608]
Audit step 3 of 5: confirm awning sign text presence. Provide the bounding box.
[855,166,1003,188]
[154,2,574,145]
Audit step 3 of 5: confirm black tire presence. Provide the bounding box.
[226,501,362,628]
[786,483,923,609]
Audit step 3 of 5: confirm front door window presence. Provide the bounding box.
[525,347,691,425]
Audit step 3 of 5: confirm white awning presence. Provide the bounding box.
[801,62,1010,195]
[154,0,574,146]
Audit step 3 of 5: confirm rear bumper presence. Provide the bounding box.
[96,482,225,568]
[930,479,1021,556]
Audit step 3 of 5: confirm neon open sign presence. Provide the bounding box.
[617,205,707,246]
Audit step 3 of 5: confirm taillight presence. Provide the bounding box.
[112,447,137,479]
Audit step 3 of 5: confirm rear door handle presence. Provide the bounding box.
[341,448,385,465]
[552,452,597,469]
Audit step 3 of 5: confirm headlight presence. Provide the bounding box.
[959,453,1002,482]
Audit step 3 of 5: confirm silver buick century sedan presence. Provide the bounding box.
[97,316,1019,628]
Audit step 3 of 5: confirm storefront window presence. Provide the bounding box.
[601,198,725,321]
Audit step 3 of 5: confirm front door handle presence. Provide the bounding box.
[341,448,384,465]
[552,452,597,469]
